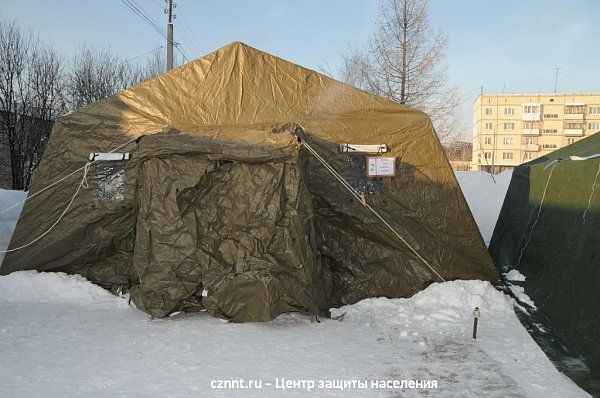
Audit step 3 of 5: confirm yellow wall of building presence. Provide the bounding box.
[472,93,600,172]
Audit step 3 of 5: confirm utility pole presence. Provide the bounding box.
[166,0,174,71]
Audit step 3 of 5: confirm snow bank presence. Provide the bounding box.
[0,189,27,264]
[0,270,129,309]
[455,170,512,245]
[333,280,582,397]
[0,272,587,397]
[505,269,526,282]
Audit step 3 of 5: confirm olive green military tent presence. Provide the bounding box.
[1,42,499,321]
[490,133,600,367]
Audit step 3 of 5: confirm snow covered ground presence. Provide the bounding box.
[0,272,586,397]
[0,174,589,397]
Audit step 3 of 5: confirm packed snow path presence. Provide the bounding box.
[0,272,586,397]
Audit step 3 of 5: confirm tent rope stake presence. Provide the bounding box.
[297,137,446,283]
[0,136,141,253]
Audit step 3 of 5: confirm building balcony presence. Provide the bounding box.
[564,103,586,120]
[522,129,540,135]
[522,113,541,121]
[491,161,520,167]
[563,113,585,121]
[564,129,584,136]
[523,144,540,151]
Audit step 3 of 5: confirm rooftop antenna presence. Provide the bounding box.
[554,67,562,94]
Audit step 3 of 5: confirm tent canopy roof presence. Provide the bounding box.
[2,42,499,322]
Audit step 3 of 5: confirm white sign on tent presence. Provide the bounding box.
[366,156,396,177]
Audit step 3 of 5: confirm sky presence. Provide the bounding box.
[2,0,600,138]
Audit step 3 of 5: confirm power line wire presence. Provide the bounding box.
[119,45,164,65]
[176,20,199,57]
[178,10,202,56]
[121,0,190,64]
[120,0,166,39]
[144,0,163,10]
[129,0,164,34]
[174,42,190,63]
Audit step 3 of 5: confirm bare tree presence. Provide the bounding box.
[0,22,166,190]
[0,21,66,190]
[68,46,168,109]
[340,0,462,143]
[67,46,141,109]
[140,48,165,80]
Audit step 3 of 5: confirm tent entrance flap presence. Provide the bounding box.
[130,136,328,321]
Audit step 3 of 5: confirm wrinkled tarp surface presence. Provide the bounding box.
[489,133,600,368]
[1,42,500,321]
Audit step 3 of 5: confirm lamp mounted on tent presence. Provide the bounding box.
[89,153,131,161]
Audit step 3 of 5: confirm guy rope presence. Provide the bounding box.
[295,131,446,283]
[0,136,140,253]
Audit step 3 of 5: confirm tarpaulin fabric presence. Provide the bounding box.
[1,42,499,321]
[489,133,600,368]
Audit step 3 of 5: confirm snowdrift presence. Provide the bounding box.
[0,270,587,397]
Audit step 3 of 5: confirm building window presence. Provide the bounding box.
[524,152,534,160]
[484,152,492,160]
[502,152,513,160]
[503,122,514,130]
[504,107,515,115]
[485,108,492,115]
[542,144,558,149]
[589,106,600,115]
[543,129,558,134]
[567,138,576,145]
[485,122,493,130]
[484,137,492,145]
[588,122,600,130]
[523,137,536,145]
[543,114,558,119]
[502,137,514,145]
[523,105,539,114]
